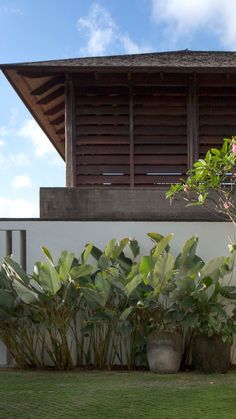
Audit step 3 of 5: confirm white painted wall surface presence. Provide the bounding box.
[0,220,235,365]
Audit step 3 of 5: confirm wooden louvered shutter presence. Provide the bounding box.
[75,86,130,186]
[199,74,236,156]
[133,85,188,185]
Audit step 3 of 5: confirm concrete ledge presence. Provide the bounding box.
[40,187,226,221]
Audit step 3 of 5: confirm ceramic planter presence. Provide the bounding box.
[147,330,182,373]
[192,334,231,373]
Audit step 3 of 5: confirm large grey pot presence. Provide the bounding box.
[147,330,182,374]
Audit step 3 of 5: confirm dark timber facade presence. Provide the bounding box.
[1,50,236,220]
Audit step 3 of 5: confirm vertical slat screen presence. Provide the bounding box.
[199,74,236,157]
[74,74,188,187]
[133,84,188,185]
[75,86,130,186]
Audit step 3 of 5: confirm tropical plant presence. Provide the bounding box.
[0,234,235,372]
[166,137,236,225]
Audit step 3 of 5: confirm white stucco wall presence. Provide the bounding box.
[0,220,235,365]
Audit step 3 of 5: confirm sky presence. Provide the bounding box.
[1,0,236,217]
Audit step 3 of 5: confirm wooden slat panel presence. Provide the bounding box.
[135,165,187,174]
[200,115,236,126]
[75,86,129,95]
[76,125,129,135]
[77,155,130,164]
[50,114,64,126]
[76,105,129,116]
[134,126,186,135]
[76,145,129,155]
[133,96,187,106]
[198,74,236,85]
[135,145,187,154]
[199,126,236,135]
[135,155,187,165]
[134,175,186,184]
[199,96,236,106]
[31,76,64,96]
[44,101,64,116]
[199,106,236,115]
[199,86,236,96]
[77,165,130,175]
[134,115,186,126]
[134,106,187,116]
[135,135,187,144]
[74,72,188,86]
[132,73,188,85]
[199,136,228,145]
[76,135,129,145]
[76,175,130,185]
[133,86,186,95]
[77,115,129,125]
[76,95,129,105]
[37,87,65,105]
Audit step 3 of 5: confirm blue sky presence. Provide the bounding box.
[1,0,236,217]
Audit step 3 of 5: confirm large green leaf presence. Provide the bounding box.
[4,257,30,285]
[58,251,75,282]
[199,256,228,282]
[124,274,144,297]
[95,273,111,305]
[152,234,174,258]
[37,262,61,295]
[120,306,134,321]
[81,243,94,263]
[81,287,106,308]
[139,256,154,275]
[129,239,140,258]
[104,238,129,259]
[175,235,199,268]
[147,232,164,244]
[13,280,38,304]
[153,253,175,286]
[70,264,93,280]
[41,246,54,266]
[90,245,103,261]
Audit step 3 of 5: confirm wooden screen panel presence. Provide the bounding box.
[133,85,188,185]
[199,75,236,157]
[75,86,129,186]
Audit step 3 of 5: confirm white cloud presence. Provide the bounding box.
[19,119,55,157]
[0,139,4,147]
[12,175,31,189]
[0,6,22,15]
[78,3,116,56]
[151,0,236,49]
[0,126,11,137]
[9,152,31,167]
[0,197,38,218]
[77,3,150,56]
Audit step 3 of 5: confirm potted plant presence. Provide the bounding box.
[171,248,236,372]
[123,233,188,373]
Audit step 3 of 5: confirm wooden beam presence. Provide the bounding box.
[129,82,134,187]
[65,75,76,187]
[37,86,64,105]
[50,114,64,126]
[31,75,64,96]
[44,101,64,116]
[187,73,199,169]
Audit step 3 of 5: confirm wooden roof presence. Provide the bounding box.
[2,50,236,159]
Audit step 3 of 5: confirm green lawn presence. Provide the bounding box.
[0,370,236,419]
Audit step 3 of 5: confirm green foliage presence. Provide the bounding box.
[166,137,236,224]
[0,235,236,371]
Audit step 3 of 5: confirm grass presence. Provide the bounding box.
[0,370,236,418]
